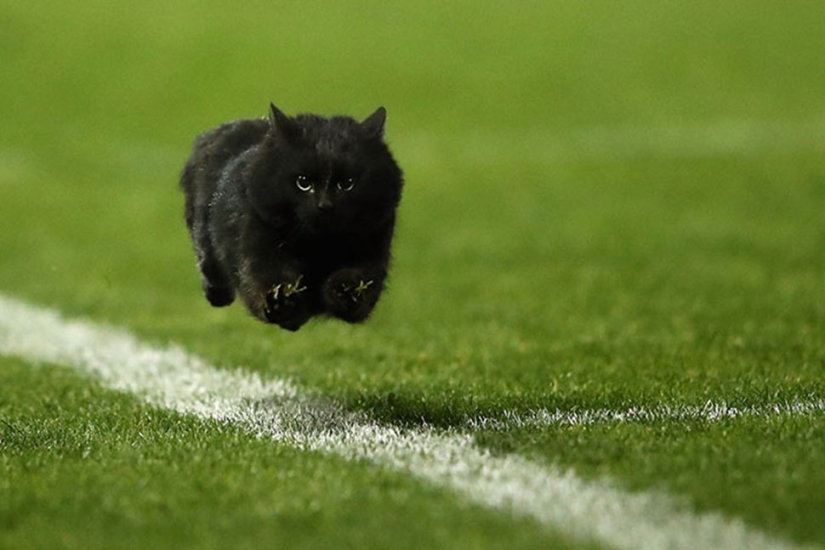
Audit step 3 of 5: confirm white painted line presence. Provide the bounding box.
[466,398,825,431]
[0,294,812,550]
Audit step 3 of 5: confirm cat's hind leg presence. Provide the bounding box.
[191,220,235,307]
[199,256,235,307]
[182,162,235,308]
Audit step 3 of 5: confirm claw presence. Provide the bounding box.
[264,275,307,313]
[283,275,307,297]
[354,280,374,293]
[263,284,279,316]
[350,279,374,302]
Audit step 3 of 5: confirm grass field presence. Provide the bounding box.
[2,1,825,548]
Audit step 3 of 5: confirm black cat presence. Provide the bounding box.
[180,104,403,331]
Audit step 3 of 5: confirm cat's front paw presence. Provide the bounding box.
[263,275,310,331]
[323,269,381,323]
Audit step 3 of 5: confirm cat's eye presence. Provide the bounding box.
[337,177,356,192]
[295,175,312,192]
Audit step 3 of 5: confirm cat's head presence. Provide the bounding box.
[247,104,403,235]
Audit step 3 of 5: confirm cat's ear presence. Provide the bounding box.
[361,107,387,140]
[268,103,300,141]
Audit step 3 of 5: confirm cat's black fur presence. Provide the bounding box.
[180,104,403,331]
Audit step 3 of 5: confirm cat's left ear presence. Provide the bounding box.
[361,107,387,140]
[268,103,300,141]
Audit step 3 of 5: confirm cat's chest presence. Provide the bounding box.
[286,233,360,268]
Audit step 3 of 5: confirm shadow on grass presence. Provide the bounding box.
[338,381,825,433]
[342,389,628,431]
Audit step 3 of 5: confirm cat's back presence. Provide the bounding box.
[189,118,269,167]
[181,117,269,203]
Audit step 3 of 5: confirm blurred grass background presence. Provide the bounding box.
[3,1,824,149]
[1,0,824,405]
[0,1,825,395]
[2,1,825,546]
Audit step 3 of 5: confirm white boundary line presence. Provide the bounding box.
[466,398,825,431]
[0,294,815,550]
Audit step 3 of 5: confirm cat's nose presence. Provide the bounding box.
[317,193,333,212]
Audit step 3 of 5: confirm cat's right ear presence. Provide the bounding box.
[268,103,300,141]
[361,107,387,140]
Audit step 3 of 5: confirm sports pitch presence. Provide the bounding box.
[1,2,825,549]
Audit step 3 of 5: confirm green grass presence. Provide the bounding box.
[2,0,825,548]
[0,360,563,550]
